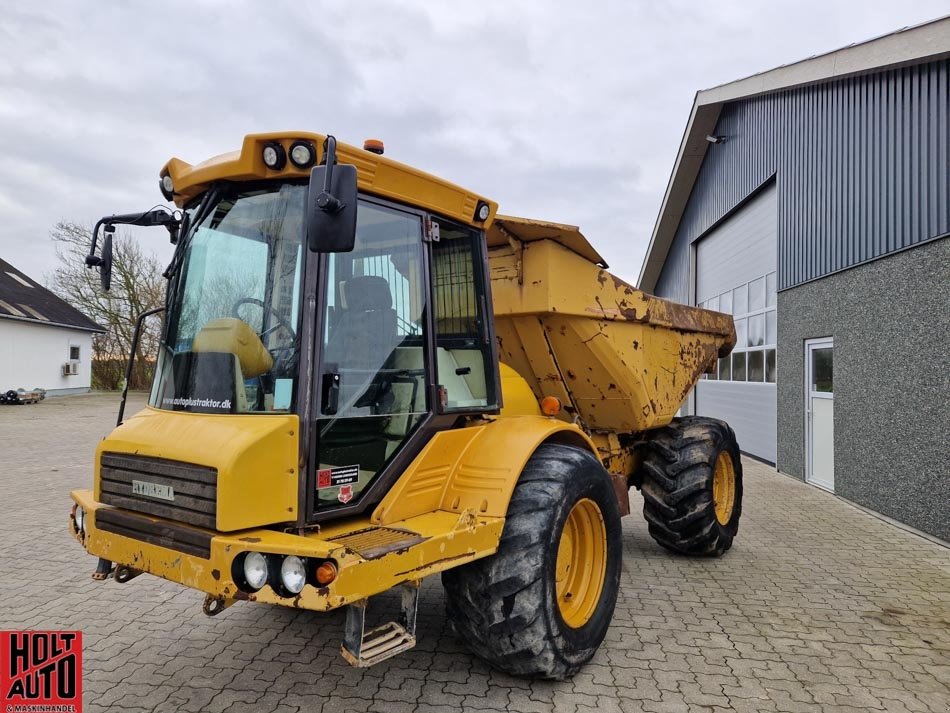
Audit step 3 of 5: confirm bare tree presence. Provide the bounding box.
[48,221,165,390]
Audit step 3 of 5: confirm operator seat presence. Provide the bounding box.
[321,276,401,473]
[325,276,399,371]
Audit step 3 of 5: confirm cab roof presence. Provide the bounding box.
[161,132,498,230]
[161,132,608,265]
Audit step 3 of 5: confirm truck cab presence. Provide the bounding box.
[149,170,500,526]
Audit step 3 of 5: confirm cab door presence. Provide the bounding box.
[311,198,432,513]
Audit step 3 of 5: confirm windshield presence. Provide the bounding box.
[150,183,306,414]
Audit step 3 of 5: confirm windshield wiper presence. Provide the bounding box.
[163,185,220,279]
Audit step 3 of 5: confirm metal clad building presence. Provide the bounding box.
[638,18,950,542]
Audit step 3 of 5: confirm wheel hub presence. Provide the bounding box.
[555,498,607,628]
[713,451,736,525]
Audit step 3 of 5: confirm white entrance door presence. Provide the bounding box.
[805,338,834,491]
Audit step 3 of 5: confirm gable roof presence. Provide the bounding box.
[0,258,105,333]
[637,15,950,292]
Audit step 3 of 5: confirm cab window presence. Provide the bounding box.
[431,221,496,411]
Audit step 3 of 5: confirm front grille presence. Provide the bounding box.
[96,507,213,558]
[99,452,217,529]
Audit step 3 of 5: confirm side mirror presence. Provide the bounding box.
[100,229,114,292]
[86,208,179,288]
[307,137,358,253]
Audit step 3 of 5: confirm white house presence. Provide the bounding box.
[0,258,104,395]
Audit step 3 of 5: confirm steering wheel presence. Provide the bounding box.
[232,298,296,339]
[231,298,298,409]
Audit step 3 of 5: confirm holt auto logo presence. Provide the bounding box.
[1,631,82,712]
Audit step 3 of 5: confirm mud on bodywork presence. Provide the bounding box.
[489,239,735,435]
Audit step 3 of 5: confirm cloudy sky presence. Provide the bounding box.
[1,2,946,285]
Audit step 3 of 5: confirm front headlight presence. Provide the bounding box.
[280,556,307,595]
[74,505,85,531]
[243,552,268,591]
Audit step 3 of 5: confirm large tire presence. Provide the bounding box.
[441,443,622,679]
[640,416,742,556]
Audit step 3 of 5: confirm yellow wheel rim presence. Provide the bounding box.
[713,451,736,525]
[555,498,607,628]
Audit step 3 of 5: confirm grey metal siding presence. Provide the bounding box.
[696,184,777,302]
[652,233,689,304]
[651,58,950,300]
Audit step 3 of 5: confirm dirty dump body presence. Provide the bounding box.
[488,219,734,433]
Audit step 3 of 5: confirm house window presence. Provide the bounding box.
[69,345,81,361]
[699,271,777,383]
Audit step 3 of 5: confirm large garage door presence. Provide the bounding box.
[694,184,777,463]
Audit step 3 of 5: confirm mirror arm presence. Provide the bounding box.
[316,136,344,214]
[85,219,106,267]
[322,135,336,187]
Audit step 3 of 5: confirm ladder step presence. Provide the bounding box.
[342,621,416,667]
[340,580,421,668]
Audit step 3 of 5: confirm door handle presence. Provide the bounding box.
[322,372,340,415]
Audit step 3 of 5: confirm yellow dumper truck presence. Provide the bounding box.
[71,132,741,679]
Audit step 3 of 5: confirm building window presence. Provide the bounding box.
[699,270,776,383]
[69,345,80,361]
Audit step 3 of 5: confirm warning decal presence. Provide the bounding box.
[338,484,354,504]
[317,464,360,489]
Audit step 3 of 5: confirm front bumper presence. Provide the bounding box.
[69,489,503,611]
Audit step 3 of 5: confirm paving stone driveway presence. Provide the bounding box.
[1,392,948,713]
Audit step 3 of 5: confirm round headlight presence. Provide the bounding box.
[280,556,307,595]
[74,505,85,531]
[262,143,286,170]
[159,174,175,201]
[243,552,268,591]
[289,141,315,168]
[474,201,491,222]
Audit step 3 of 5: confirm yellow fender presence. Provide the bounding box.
[371,415,597,526]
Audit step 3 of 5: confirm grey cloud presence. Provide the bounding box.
[1,0,948,287]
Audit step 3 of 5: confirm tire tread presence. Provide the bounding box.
[442,444,621,679]
[639,416,743,556]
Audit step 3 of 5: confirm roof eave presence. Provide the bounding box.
[0,313,106,334]
[697,14,950,107]
[637,98,722,292]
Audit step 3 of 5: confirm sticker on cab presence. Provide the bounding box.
[317,464,360,489]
